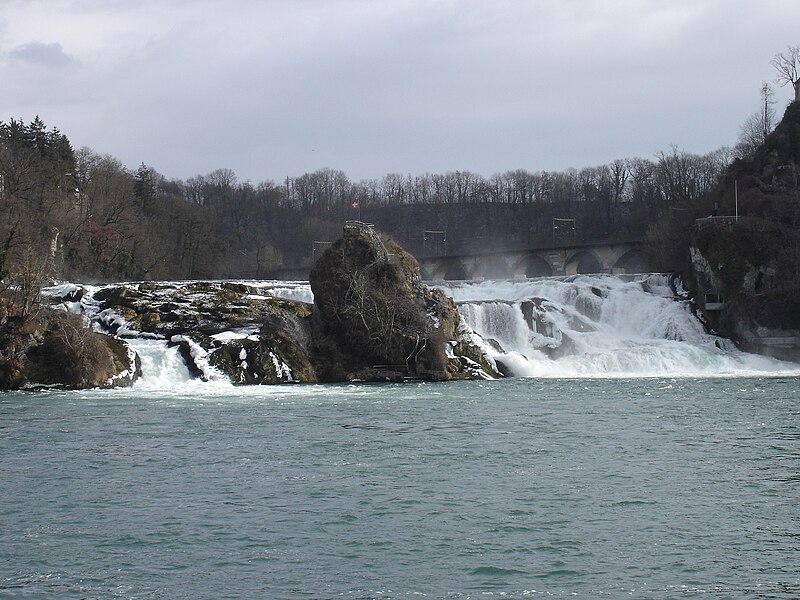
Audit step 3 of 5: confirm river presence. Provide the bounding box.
[1,275,799,598]
[2,377,799,598]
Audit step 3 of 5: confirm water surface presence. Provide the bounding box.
[2,377,799,598]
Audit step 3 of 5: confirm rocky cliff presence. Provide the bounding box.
[687,102,800,361]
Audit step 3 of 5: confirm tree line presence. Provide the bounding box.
[2,45,796,285]
[0,115,740,287]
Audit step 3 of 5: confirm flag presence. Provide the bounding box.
[351,201,360,209]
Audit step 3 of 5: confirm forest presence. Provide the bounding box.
[1,115,739,290]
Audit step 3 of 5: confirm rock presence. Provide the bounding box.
[169,307,318,384]
[0,308,139,390]
[310,222,499,381]
[19,233,497,388]
[95,281,319,384]
[688,243,800,362]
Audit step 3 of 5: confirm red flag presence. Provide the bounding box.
[351,201,360,209]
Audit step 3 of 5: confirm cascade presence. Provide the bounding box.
[437,274,797,378]
[48,276,797,385]
[126,338,194,389]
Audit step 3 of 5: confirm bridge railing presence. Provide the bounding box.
[414,238,643,260]
[694,216,737,231]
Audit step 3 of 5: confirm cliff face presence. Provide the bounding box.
[690,243,800,361]
[687,102,800,361]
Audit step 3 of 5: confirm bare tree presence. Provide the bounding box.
[760,81,777,136]
[735,83,776,160]
[771,45,800,102]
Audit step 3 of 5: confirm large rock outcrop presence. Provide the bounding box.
[83,280,317,384]
[0,307,136,390]
[689,242,800,361]
[310,222,498,381]
[21,229,497,388]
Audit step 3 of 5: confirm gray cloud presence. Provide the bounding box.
[1,0,799,183]
[8,41,77,68]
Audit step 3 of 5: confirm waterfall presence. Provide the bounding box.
[127,338,194,389]
[46,276,797,384]
[437,274,798,378]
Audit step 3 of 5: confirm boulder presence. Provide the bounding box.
[310,222,499,381]
[0,308,138,390]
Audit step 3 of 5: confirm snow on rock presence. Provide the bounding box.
[106,342,141,387]
[170,334,227,382]
[270,351,294,382]
[97,308,142,338]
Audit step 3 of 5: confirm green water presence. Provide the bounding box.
[1,377,799,598]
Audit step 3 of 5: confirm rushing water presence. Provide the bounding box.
[2,377,799,599]
[4,275,799,598]
[438,274,796,378]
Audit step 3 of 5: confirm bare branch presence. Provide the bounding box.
[771,45,800,101]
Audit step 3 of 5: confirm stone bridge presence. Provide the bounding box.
[418,241,649,281]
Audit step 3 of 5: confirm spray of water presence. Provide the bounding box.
[437,274,798,378]
[127,339,193,390]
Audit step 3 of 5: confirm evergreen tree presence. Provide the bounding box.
[133,163,156,211]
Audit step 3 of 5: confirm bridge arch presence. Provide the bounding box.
[513,254,553,278]
[474,255,513,280]
[565,250,603,275]
[612,249,651,274]
[443,259,469,280]
[422,257,469,280]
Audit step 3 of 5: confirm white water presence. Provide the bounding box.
[436,274,799,378]
[45,275,799,385]
[128,339,193,389]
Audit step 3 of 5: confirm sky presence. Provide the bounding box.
[1,0,798,184]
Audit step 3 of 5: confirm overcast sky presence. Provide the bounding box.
[1,0,797,184]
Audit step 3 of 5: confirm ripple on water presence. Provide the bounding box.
[1,377,800,598]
